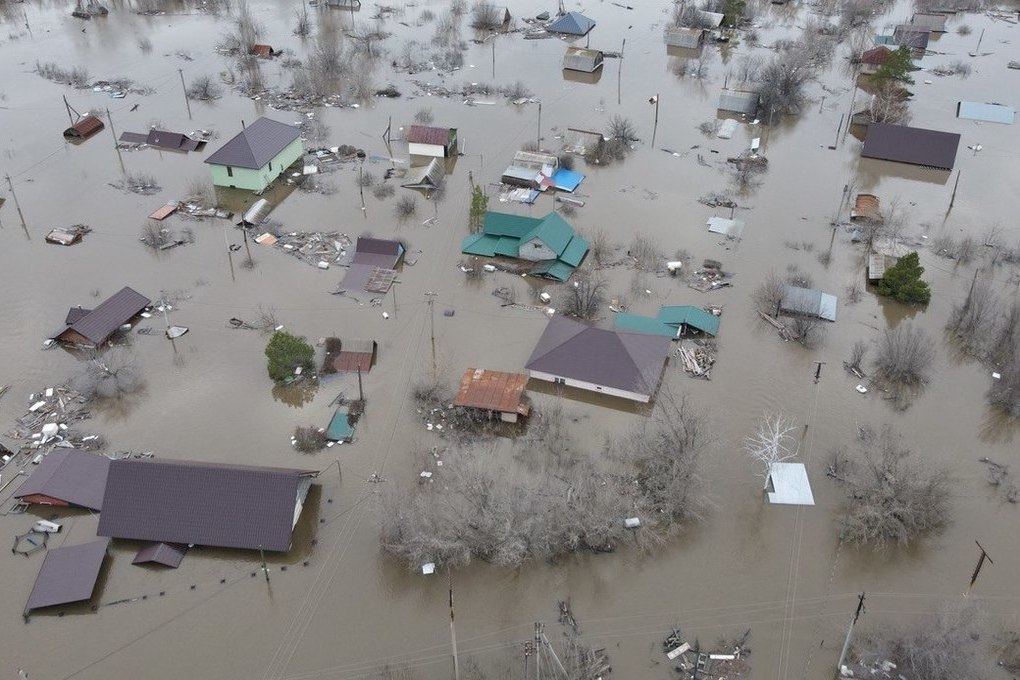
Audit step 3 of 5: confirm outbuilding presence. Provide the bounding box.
[49,286,151,347]
[664,27,705,49]
[63,115,105,140]
[563,47,603,73]
[718,89,759,115]
[453,368,530,422]
[406,125,458,158]
[204,117,304,192]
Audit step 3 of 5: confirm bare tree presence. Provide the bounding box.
[139,221,170,249]
[186,74,223,100]
[413,106,433,124]
[869,83,911,124]
[561,270,607,321]
[790,316,821,348]
[873,323,935,387]
[293,426,327,452]
[947,281,997,352]
[846,340,868,374]
[293,8,311,36]
[628,234,660,271]
[587,229,613,269]
[988,359,1020,418]
[394,195,417,220]
[833,425,951,547]
[754,57,813,122]
[469,2,503,29]
[73,350,144,401]
[744,413,799,484]
[752,272,785,316]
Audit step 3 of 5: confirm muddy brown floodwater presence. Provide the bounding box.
[1,0,1019,678]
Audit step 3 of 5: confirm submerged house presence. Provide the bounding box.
[25,539,110,614]
[861,122,960,170]
[858,45,892,75]
[406,125,458,158]
[546,11,596,36]
[664,26,705,49]
[63,115,105,140]
[779,285,838,321]
[97,459,319,552]
[525,315,671,403]
[49,286,151,347]
[893,25,930,50]
[613,306,720,338]
[204,117,303,192]
[337,237,404,296]
[563,47,603,73]
[14,449,111,511]
[453,368,530,423]
[909,12,947,32]
[462,211,589,281]
[718,89,759,115]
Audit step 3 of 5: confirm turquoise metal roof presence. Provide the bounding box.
[530,260,575,282]
[462,233,500,257]
[481,211,540,238]
[326,409,354,442]
[560,234,590,268]
[657,306,720,336]
[613,313,679,338]
[519,212,575,254]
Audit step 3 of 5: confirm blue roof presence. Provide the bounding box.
[547,11,595,35]
[551,168,585,192]
[326,409,354,442]
[613,313,679,338]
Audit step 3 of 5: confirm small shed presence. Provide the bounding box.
[353,237,405,269]
[332,339,376,373]
[893,25,930,50]
[50,286,152,347]
[697,10,725,27]
[718,89,759,115]
[957,101,1015,124]
[501,165,545,189]
[401,157,445,190]
[25,539,110,613]
[512,150,559,174]
[453,368,530,422]
[910,12,947,32]
[250,44,277,57]
[546,11,595,36]
[563,47,604,73]
[664,27,705,49]
[14,449,111,511]
[867,253,888,281]
[765,463,815,506]
[326,409,355,442]
[851,193,881,221]
[63,115,105,140]
[779,285,838,321]
[406,125,458,158]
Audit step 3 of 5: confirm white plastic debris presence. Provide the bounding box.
[420,471,433,479]
[382,312,390,319]
[294,366,303,375]
[421,562,436,575]
[482,264,497,272]
[317,261,330,270]
[624,517,641,528]
[45,388,54,397]
[539,292,552,303]
[993,372,1001,380]
[856,384,868,394]
[35,520,62,533]
[29,401,46,412]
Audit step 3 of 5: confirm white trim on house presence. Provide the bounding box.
[528,369,651,403]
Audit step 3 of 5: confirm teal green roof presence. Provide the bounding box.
[494,236,520,258]
[519,213,575,254]
[613,313,679,338]
[462,233,500,256]
[482,211,540,238]
[530,260,575,282]
[560,235,590,267]
[326,409,354,442]
[657,306,720,336]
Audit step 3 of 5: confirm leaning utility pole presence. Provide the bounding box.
[106,108,126,176]
[836,593,866,673]
[534,623,543,680]
[540,629,568,679]
[967,541,993,594]
[449,568,460,680]
[178,69,192,120]
[5,174,28,229]
[425,291,438,378]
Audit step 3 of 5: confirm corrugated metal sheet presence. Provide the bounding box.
[893,25,930,49]
[25,539,109,612]
[14,449,111,511]
[204,117,301,169]
[664,27,704,48]
[148,202,180,221]
[97,459,318,552]
[561,128,605,156]
[454,368,529,414]
[63,115,105,139]
[401,158,445,188]
[697,10,724,27]
[766,463,815,505]
[332,339,376,373]
[613,313,679,338]
[562,47,603,72]
[526,315,671,399]
[851,194,881,221]
[133,542,188,568]
[240,198,274,226]
[718,89,759,115]
[52,286,151,345]
[910,12,947,32]
[861,123,960,169]
[957,101,1015,124]
[780,285,838,321]
[406,125,454,146]
[706,216,745,238]
[868,253,887,280]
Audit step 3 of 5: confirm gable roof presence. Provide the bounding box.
[860,45,892,64]
[893,25,930,49]
[780,285,838,321]
[909,12,947,32]
[463,212,588,279]
[204,117,301,169]
[520,212,575,254]
[481,211,541,238]
[547,11,595,35]
[26,539,109,612]
[406,125,455,146]
[97,459,318,552]
[133,542,188,568]
[657,306,721,336]
[14,449,111,511]
[861,122,960,170]
[718,89,759,114]
[526,315,671,397]
[613,313,679,338]
[52,286,151,345]
[353,237,404,268]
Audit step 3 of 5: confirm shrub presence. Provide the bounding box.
[265,330,314,382]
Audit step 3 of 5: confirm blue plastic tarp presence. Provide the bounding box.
[551,168,585,192]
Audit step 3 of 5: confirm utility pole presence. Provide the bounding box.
[536,101,542,148]
[836,593,866,673]
[967,541,993,594]
[391,285,397,319]
[540,630,568,679]
[492,39,496,78]
[106,108,126,176]
[178,69,192,120]
[357,366,364,401]
[242,227,253,262]
[425,291,438,378]
[259,544,270,583]
[5,174,28,230]
[449,568,460,680]
[650,94,660,147]
[814,361,826,383]
[948,170,962,212]
[62,95,75,126]
[534,623,543,680]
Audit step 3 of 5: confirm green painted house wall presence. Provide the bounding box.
[209,137,304,192]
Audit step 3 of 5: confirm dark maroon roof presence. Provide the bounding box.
[14,449,111,511]
[133,542,188,568]
[353,237,404,268]
[97,459,318,552]
[407,125,453,146]
[52,286,151,345]
[861,123,960,170]
[26,539,109,612]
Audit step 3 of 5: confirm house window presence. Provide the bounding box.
[554,377,565,385]
[269,161,273,171]
[226,166,233,177]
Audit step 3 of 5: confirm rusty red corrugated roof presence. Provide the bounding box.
[454,368,528,414]
[63,115,105,139]
[407,125,453,146]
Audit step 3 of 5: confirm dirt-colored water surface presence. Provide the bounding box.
[2,0,1020,678]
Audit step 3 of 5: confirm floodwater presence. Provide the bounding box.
[1,0,1019,678]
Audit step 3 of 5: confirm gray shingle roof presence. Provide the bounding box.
[26,539,109,612]
[525,315,671,397]
[204,117,301,169]
[52,286,151,345]
[14,449,111,511]
[97,459,318,552]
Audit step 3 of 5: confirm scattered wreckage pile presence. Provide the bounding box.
[663,628,750,679]
[3,385,103,456]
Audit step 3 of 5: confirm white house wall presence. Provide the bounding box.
[528,370,651,403]
[518,238,558,261]
[408,142,445,158]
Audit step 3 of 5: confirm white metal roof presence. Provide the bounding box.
[957,101,1015,125]
[766,462,815,506]
[706,216,745,238]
